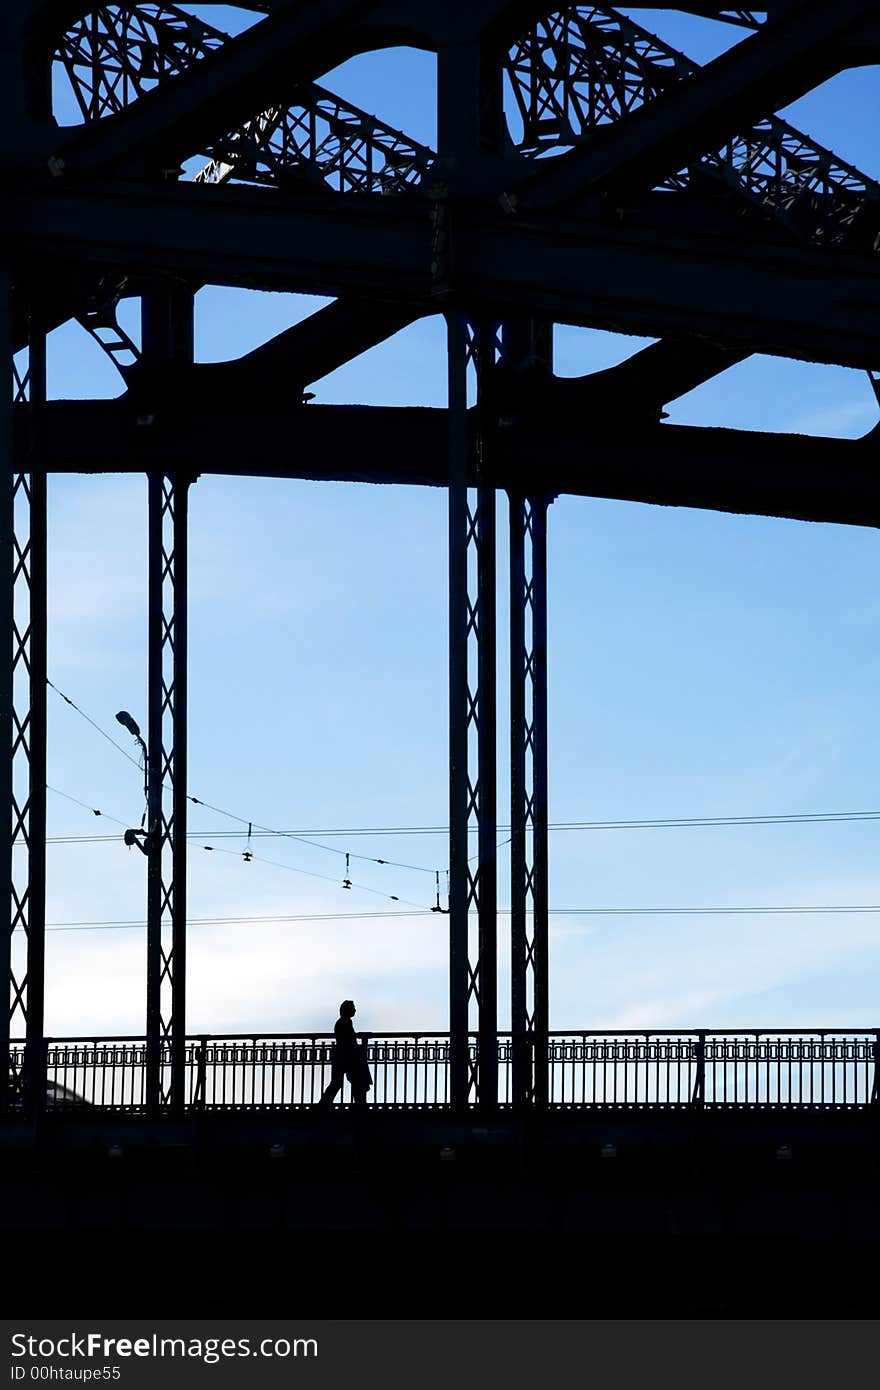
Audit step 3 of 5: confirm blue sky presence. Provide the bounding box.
[30,5,880,1038]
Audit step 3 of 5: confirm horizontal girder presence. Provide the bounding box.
[21,400,880,529]
[11,178,880,366]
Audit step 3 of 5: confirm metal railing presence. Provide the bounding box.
[7,1030,880,1112]
[546,1031,880,1108]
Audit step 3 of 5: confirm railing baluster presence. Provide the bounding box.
[15,1030,878,1115]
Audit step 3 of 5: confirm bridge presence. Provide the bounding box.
[4,1027,879,1317]
[3,0,880,1316]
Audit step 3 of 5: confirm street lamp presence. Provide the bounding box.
[116,710,150,854]
[115,709,146,758]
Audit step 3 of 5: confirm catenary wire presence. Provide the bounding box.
[46,784,130,829]
[47,680,142,770]
[49,679,443,877]
[48,681,880,840]
[44,904,880,931]
[45,684,880,922]
[33,809,880,847]
[199,842,428,909]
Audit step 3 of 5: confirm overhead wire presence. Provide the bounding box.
[199,842,428,910]
[187,792,440,873]
[33,807,880,846]
[47,679,445,902]
[45,680,880,929]
[47,911,428,931]
[46,784,130,829]
[43,903,880,932]
[45,683,880,843]
[43,782,435,911]
[47,680,142,770]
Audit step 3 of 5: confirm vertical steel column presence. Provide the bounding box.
[145,472,164,1110]
[0,268,13,1113]
[447,314,469,1107]
[501,319,552,1107]
[530,498,549,1106]
[509,494,550,1106]
[24,311,47,1117]
[12,62,52,1117]
[439,39,504,1107]
[2,285,48,1118]
[473,322,498,1109]
[447,315,499,1107]
[145,469,189,1111]
[143,284,192,1113]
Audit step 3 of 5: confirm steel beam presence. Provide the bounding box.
[18,287,737,415]
[124,299,426,404]
[557,340,747,419]
[13,180,880,367]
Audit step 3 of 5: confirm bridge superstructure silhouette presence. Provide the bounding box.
[2,3,880,1313]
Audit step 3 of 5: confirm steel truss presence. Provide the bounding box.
[56,2,436,374]
[57,5,434,196]
[507,7,880,249]
[48,2,880,402]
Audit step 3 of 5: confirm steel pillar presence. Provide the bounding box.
[0,269,13,1114]
[2,280,47,1116]
[473,322,498,1109]
[145,468,189,1111]
[440,30,505,1107]
[143,284,193,1113]
[508,494,550,1107]
[502,319,552,1109]
[447,315,499,1107]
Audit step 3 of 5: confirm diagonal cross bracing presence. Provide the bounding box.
[57,5,880,249]
[56,5,436,195]
[514,0,879,210]
[507,6,880,249]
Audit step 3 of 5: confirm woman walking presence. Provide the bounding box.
[317,1000,371,1107]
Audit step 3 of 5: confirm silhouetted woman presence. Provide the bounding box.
[318,1000,370,1106]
